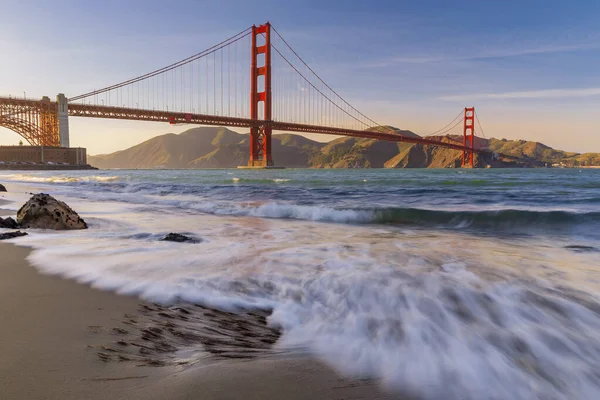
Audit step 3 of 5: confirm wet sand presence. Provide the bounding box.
[0,243,397,400]
[0,196,13,215]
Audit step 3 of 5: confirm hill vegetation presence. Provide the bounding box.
[88,126,600,169]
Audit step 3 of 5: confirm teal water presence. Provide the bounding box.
[1,168,600,399]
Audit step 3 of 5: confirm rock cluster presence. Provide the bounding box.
[0,217,18,229]
[161,233,201,243]
[17,193,88,230]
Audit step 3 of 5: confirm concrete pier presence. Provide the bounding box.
[57,93,70,148]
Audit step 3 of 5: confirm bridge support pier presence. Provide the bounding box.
[246,23,274,167]
[57,93,70,148]
[462,107,475,167]
[248,125,273,167]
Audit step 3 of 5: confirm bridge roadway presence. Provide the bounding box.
[67,103,489,155]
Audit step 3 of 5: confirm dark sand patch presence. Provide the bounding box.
[90,303,282,367]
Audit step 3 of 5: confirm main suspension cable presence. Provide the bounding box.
[424,110,464,137]
[271,25,380,128]
[475,110,486,138]
[69,27,252,102]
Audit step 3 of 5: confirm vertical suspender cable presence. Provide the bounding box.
[181,65,184,111]
[213,52,216,114]
[228,45,231,117]
[221,48,224,115]
[205,56,209,114]
[234,40,237,116]
[201,58,203,113]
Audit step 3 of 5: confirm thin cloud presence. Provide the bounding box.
[439,88,600,101]
[361,42,600,69]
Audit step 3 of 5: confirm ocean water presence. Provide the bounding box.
[1,168,600,399]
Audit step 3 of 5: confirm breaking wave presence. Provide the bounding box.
[197,203,600,231]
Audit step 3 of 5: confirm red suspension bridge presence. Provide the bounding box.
[0,23,488,167]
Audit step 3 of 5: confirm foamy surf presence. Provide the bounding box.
[17,219,600,400]
[1,173,121,184]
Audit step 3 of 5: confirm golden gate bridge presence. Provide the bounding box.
[0,23,487,167]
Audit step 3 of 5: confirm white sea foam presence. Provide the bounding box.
[247,202,373,223]
[1,174,121,184]
[3,176,600,399]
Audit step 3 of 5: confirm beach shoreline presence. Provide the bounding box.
[0,242,396,400]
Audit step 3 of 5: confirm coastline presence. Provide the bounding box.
[0,164,97,171]
[0,242,397,400]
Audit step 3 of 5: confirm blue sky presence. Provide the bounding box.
[0,0,599,154]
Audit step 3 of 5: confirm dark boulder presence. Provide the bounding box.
[161,233,201,243]
[0,231,28,240]
[0,217,19,229]
[17,193,87,230]
[0,184,6,192]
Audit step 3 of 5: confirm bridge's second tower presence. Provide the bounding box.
[247,23,273,167]
[462,107,475,167]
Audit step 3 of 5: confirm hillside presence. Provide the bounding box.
[566,153,600,166]
[89,127,326,169]
[88,127,245,169]
[186,133,323,168]
[88,126,599,169]
[365,125,421,139]
[484,138,578,164]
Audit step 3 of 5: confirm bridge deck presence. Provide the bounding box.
[67,103,488,155]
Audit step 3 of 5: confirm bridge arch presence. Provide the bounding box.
[1,115,48,146]
[0,99,60,147]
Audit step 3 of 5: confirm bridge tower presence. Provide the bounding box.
[462,107,475,167]
[57,93,70,147]
[247,23,273,167]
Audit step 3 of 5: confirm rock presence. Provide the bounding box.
[161,233,200,243]
[0,217,19,229]
[17,193,87,230]
[564,245,598,253]
[0,231,28,240]
[0,184,6,192]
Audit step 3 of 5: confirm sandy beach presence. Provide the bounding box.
[0,242,397,400]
